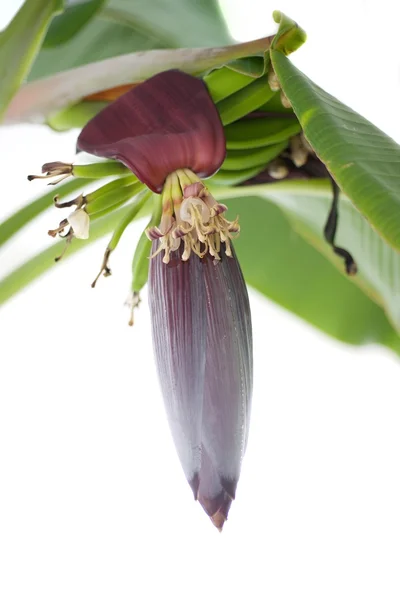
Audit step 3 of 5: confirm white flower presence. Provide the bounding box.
[67,208,90,239]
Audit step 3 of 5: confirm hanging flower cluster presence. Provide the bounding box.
[30,70,253,530]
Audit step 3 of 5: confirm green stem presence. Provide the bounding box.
[108,190,152,251]
[73,161,130,179]
[131,193,162,293]
[85,177,139,214]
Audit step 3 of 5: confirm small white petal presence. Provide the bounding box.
[180,197,210,224]
[67,208,90,239]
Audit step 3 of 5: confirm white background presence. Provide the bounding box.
[1,1,400,599]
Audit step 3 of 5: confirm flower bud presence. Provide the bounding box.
[149,242,252,530]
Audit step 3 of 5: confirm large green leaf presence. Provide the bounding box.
[0,0,63,121]
[28,0,232,81]
[99,0,232,48]
[270,49,400,252]
[214,180,400,336]
[227,196,400,353]
[44,0,106,47]
[4,36,273,125]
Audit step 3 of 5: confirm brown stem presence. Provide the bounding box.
[91,248,112,288]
